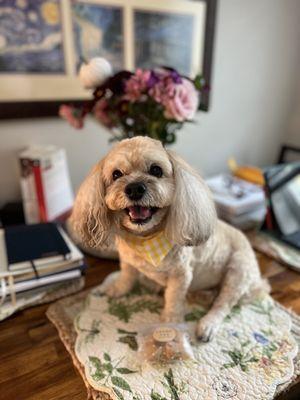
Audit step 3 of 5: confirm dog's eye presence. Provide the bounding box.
[112,169,123,181]
[149,164,163,178]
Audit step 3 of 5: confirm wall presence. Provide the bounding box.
[286,79,300,147]
[1,0,300,206]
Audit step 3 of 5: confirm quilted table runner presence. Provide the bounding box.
[72,272,299,400]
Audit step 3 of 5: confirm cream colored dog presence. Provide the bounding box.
[70,137,268,341]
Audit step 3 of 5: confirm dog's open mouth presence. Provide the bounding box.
[125,206,158,224]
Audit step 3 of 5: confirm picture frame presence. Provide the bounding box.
[0,0,217,119]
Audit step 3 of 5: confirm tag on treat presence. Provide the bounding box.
[153,326,177,342]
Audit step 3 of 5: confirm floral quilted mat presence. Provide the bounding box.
[74,273,298,400]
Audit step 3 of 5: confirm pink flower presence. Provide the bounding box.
[162,78,199,122]
[93,99,114,127]
[124,69,151,101]
[59,105,84,129]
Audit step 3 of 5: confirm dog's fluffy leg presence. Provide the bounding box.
[196,253,260,342]
[104,261,138,298]
[162,268,193,323]
[138,275,163,294]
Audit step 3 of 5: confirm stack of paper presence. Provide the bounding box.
[0,223,85,308]
[206,174,266,230]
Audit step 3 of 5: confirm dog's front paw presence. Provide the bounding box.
[196,315,221,342]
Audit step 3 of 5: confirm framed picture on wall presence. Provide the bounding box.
[0,0,217,119]
[72,1,124,72]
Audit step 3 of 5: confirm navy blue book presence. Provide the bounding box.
[5,223,70,270]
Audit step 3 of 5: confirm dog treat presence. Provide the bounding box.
[138,324,194,365]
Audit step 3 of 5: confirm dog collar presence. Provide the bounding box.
[121,230,173,267]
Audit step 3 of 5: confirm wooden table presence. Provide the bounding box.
[0,252,300,400]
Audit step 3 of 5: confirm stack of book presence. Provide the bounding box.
[206,174,266,230]
[0,223,85,319]
[19,145,74,224]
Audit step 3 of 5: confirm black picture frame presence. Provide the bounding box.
[0,0,217,119]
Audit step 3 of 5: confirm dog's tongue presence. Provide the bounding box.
[128,206,151,220]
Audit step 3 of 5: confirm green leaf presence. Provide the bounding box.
[241,340,250,347]
[89,356,106,381]
[194,74,205,91]
[92,370,106,381]
[240,364,248,372]
[130,299,162,314]
[108,299,131,322]
[164,369,175,385]
[116,367,137,374]
[88,356,102,370]
[184,308,206,322]
[103,363,113,373]
[151,391,166,400]
[269,343,277,351]
[104,353,111,362]
[163,369,179,400]
[111,376,132,392]
[248,356,259,363]
[227,350,242,363]
[118,336,138,351]
[113,387,125,400]
[223,362,235,369]
[117,328,137,335]
[231,304,241,314]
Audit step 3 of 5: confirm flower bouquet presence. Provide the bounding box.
[60,58,207,145]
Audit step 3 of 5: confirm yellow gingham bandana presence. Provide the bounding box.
[122,231,173,267]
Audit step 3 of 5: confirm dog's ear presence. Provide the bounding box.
[165,151,217,246]
[68,160,110,248]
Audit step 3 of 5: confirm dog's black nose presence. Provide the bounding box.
[125,182,146,200]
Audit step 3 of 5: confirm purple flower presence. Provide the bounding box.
[160,67,182,84]
[147,71,160,88]
[253,332,269,345]
[170,70,182,84]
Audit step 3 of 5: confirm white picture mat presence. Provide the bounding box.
[0,0,206,102]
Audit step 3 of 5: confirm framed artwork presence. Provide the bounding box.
[72,1,124,71]
[0,0,217,119]
[0,0,65,74]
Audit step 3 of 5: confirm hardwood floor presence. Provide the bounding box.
[0,253,299,400]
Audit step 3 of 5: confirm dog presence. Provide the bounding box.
[70,136,268,341]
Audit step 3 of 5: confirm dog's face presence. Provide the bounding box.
[70,136,216,247]
[103,138,174,234]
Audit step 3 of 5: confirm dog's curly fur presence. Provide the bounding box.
[70,137,269,341]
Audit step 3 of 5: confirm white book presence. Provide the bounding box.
[0,269,82,296]
[206,174,266,216]
[19,145,74,224]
